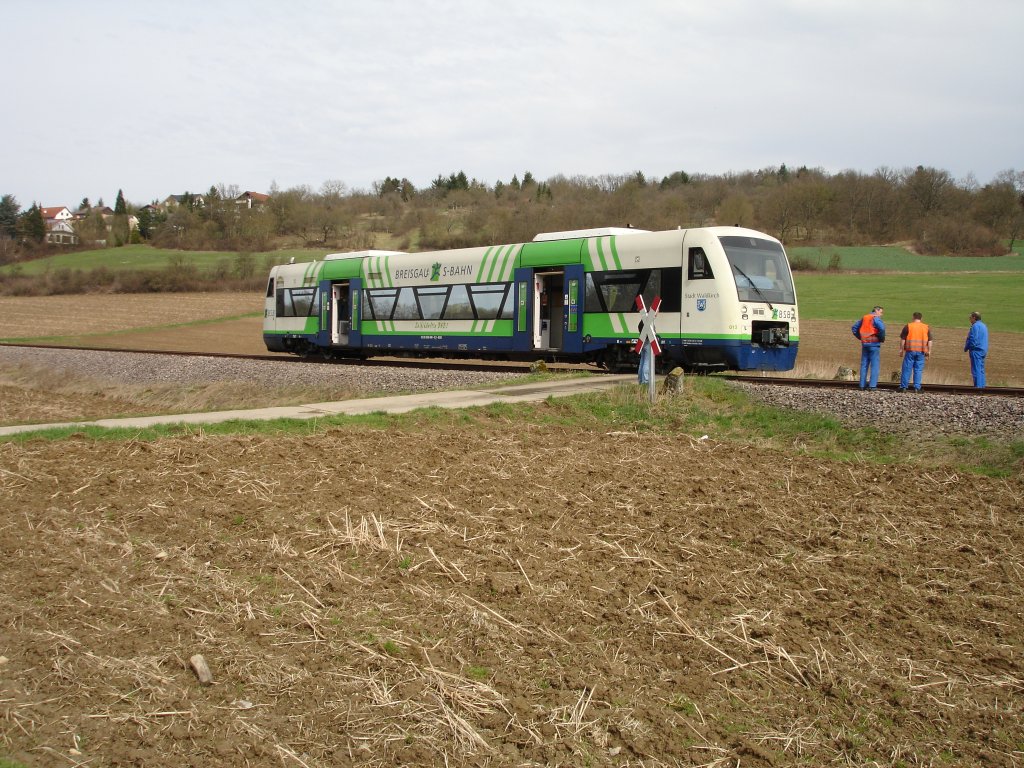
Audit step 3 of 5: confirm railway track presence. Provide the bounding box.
[0,342,593,375]
[3,342,1021,397]
[721,374,1024,398]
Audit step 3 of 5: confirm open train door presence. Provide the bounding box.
[330,281,350,345]
[532,271,563,351]
[511,268,533,353]
[561,263,584,354]
[317,278,362,352]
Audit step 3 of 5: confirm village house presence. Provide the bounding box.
[162,193,206,210]
[45,219,78,245]
[235,191,271,209]
[40,206,78,245]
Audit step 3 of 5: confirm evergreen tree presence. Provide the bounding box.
[79,197,91,212]
[137,207,153,239]
[115,189,127,215]
[19,203,46,243]
[0,194,20,239]
[660,170,690,189]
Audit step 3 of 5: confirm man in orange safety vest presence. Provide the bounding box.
[851,305,886,390]
[898,312,932,392]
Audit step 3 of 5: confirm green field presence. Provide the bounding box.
[0,245,330,275]
[794,272,1023,333]
[3,244,1022,334]
[8,242,1023,277]
[788,244,1024,272]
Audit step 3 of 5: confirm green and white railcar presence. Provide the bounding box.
[263,226,798,371]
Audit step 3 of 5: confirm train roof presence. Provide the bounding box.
[323,249,407,261]
[532,227,650,242]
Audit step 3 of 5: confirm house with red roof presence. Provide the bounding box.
[40,206,73,222]
[235,191,270,209]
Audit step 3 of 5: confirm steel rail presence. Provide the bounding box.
[3,343,1020,396]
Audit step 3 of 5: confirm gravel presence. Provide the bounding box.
[0,347,528,395]
[2,346,1021,436]
[731,382,1024,437]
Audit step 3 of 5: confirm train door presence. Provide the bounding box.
[512,269,533,352]
[562,263,584,354]
[347,278,363,349]
[533,271,564,350]
[331,282,350,345]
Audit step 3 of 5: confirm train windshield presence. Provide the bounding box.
[719,235,796,305]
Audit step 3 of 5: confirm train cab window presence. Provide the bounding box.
[266,277,275,298]
[688,248,714,279]
[719,235,796,305]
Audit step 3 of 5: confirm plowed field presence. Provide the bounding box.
[1,293,1022,767]
[2,419,1022,767]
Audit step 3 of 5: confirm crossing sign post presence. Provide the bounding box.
[635,295,661,403]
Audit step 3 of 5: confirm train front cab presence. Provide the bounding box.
[263,262,324,354]
[678,228,798,372]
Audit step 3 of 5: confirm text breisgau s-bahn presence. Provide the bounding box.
[263,226,799,372]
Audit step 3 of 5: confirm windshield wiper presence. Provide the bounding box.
[731,264,773,310]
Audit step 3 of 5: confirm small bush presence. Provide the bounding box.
[915,216,1004,256]
[788,255,818,271]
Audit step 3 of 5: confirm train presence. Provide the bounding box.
[263,225,799,372]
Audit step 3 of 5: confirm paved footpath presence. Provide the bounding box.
[0,375,637,437]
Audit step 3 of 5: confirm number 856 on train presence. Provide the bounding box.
[263,225,798,372]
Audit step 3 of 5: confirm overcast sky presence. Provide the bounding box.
[5,0,1022,208]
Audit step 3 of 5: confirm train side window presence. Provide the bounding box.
[393,287,419,320]
[657,267,682,312]
[585,270,648,312]
[470,284,509,319]
[416,285,449,320]
[275,287,318,317]
[290,287,317,317]
[366,288,398,319]
[444,285,473,319]
[689,247,714,279]
[584,275,602,312]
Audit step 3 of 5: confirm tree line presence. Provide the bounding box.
[2,165,1022,263]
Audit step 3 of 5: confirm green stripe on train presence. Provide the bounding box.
[583,237,623,272]
[519,239,583,267]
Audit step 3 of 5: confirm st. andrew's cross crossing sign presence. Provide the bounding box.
[634,295,662,355]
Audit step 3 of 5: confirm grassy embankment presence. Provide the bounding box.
[0,244,330,275]
[3,376,1020,478]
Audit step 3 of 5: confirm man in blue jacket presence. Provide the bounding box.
[964,311,989,388]
[852,305,886,390]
